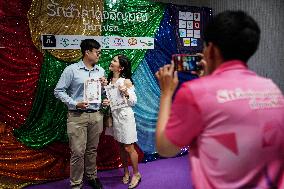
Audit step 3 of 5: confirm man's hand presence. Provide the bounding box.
[155,62,179,97]
[155,63,181,157]
[191,53,209,77]
[100,76,108,86]
[76,102,89,109]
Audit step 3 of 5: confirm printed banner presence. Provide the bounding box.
[28,0,104,61]
[41,34,154,49]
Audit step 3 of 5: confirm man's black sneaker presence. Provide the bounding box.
[88,178,103,189]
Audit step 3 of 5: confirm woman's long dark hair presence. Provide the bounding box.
[108,54,133,83]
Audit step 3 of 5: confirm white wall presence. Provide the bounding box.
[152,0,284,91]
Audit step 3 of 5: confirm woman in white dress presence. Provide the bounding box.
[104,54,141,189]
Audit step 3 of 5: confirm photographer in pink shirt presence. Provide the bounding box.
[155,10,284,189]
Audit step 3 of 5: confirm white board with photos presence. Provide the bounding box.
[178,11,201,47]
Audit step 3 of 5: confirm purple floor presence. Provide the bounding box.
[24,155,193,189]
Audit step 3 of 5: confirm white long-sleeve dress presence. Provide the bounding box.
[106,78,138,144]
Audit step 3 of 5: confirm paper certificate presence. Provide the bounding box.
[84,79,101,103]
[104,84,128,110]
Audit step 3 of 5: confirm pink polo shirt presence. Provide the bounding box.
[165,60,284,189]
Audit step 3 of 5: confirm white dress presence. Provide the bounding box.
[106,78,138,144]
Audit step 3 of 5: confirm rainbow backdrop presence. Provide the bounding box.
[0,0,211,187]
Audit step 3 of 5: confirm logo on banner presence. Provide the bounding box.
[42,35,56,47]
[128,38,138,46]
[113,38,125,46]
[102,37,110,48]
[140,39,153,47]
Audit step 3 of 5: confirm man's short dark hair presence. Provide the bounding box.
[80,39,101,57]
[204,10,260,62]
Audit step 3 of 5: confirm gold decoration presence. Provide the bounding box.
[0,127,69,183]
[0,177,33,189]
[0,122,5,134]
[28,0,103,62]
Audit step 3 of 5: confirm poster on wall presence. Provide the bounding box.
[169,5,212,54]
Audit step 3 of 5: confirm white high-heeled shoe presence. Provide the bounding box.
[122,174,130,184]
[128,173,142,189]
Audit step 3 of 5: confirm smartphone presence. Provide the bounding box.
[172,54,202,72]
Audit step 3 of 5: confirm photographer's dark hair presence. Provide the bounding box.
[80,39,101,58]
[108,54,133,83]
[204,10,260,62]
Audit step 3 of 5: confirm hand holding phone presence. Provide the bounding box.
[172,54,202,72]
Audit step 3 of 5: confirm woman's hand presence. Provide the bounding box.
[155,62,178,97]
[118,85,129,97]
[102,98,110,106]
[76,102,89,109]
